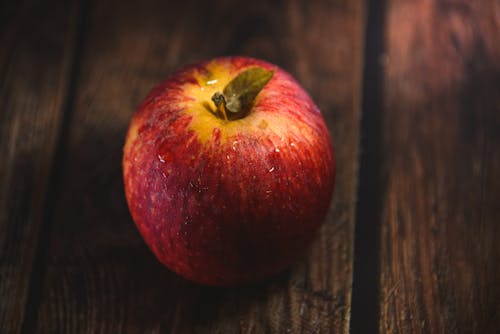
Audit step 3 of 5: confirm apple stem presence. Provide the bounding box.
[209,67,273,121]
[211,92,229,121]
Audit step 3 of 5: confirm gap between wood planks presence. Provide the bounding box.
[349,0,387,333]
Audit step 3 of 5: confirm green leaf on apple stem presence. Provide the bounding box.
[223,67,273,114]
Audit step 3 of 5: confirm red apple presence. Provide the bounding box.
[123,56,335,285]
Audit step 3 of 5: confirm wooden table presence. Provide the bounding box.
[1,0,499,332]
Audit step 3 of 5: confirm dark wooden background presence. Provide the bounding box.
[1,0,498,333]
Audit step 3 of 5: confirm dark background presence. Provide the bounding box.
[1,0,499,333]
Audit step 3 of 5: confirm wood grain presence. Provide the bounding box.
[3,0,499,333]
[0,1,79,332]
[29,0,365,332]
[378,0,500,332]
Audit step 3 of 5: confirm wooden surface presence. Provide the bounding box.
[0,0,79,331]
[378,1,500,332]
[0,0,498,333]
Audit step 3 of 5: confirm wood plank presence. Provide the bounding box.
[379,1,500,332]
[0,0,80,332]
[33,0,365,332]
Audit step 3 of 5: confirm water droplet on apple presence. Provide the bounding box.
[274,147,280,153]
[212,128,221,142]
[206,79,218,85]
[269,166,275,172]
[290,142,296,147]
[158,144,174,164]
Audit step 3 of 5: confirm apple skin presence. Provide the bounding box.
[123,56,335,285]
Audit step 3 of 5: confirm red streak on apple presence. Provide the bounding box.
[123,56,335,285]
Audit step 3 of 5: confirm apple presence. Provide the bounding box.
[123,56,335,285]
